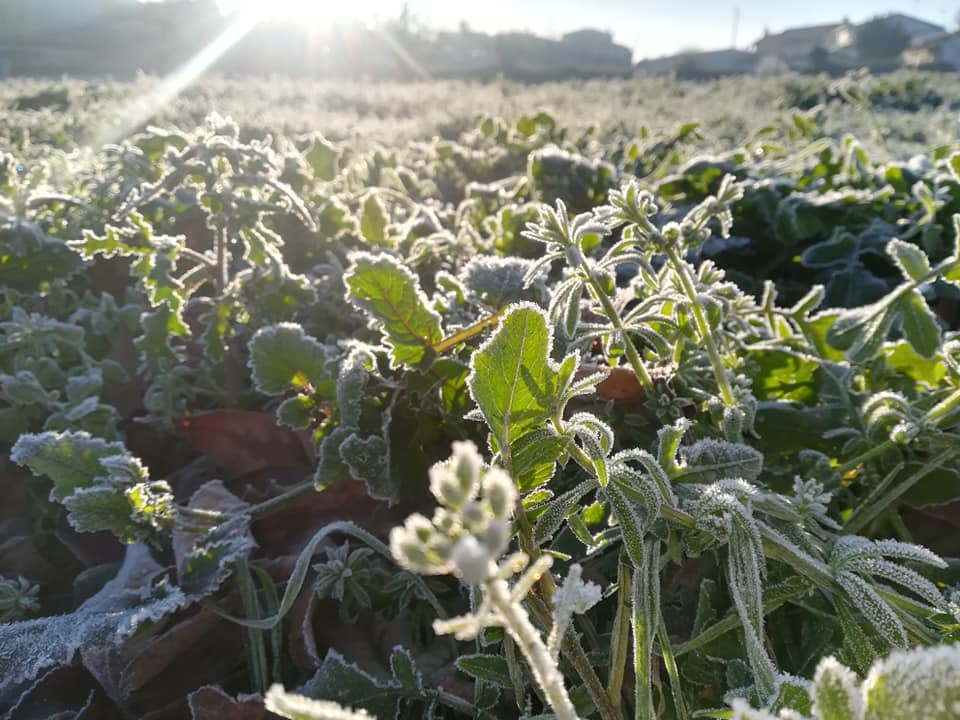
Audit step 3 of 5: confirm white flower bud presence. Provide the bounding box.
[450,536,493,585]
[483,467,517,520]
[482,519,511,559]
[429,465,467,509]
[449,440,483,496]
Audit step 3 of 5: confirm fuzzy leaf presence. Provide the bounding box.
[887,239,931,283]
[812,656,863,720]
[359,194,389,244]
[467,304,572,468]
[11,431,129,501]
[248,323,335,396]
[897,291,941,359]
[677,439,764,483]
[344,252,443,368]
[455,654,513,688]
[0,544,187,686]
[863,644,960,720]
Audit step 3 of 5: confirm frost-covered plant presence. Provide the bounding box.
[265,684,374,720]
[391,441,599,720]
[0,576,39,623]
[730,643,960,719]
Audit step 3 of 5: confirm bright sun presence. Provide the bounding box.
[220,0,394,24]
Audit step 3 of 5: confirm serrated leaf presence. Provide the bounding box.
[344,252,443,368]
[456,653,513,688]
[887,238,931,283]
[64,480,174,542]
[467,304,571,473]
[305,134,340,182]
[897,291,941,359]
[179,514,256,598]
[359,194,388,245]
[510,427,566,492]
[248,323,335,396]
[11,430,128,501]
[339,433,393,501]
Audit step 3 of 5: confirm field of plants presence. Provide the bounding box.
[2,70,960,719]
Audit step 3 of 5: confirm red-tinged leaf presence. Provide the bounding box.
[175,410,314,479]
[189,685,283,720]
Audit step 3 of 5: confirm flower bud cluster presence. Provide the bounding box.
[390,441,517,585]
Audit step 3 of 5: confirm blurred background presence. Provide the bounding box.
[0,0,958,80]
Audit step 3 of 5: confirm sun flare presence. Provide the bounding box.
[219,0,396,25]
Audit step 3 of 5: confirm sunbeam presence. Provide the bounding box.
[93,8,261,149]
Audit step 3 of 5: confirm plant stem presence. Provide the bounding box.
[657,613,688,720]
[664,246,735,405]
[607,560,631,710]
[583,268,656,395]
[246,480,318,519]
[527,592,623,720]
[487,578,580,720]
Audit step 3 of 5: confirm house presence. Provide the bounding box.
[754,21,855,72]
[875,13,945,43]
[636,49,756,78]
[903,32,960,70]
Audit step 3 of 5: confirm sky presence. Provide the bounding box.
[214,1,958,60]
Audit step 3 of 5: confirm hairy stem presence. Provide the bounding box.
[582,266,656,395]
[607,560,631,710]
[487,577,580,720]
[664,245,735,406]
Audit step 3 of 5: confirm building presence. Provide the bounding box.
[903,32,960,70]
[876,13,945,43]
[754,22,855,72]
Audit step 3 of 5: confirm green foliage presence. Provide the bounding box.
[4,74,960,720]
[344,252,443,368]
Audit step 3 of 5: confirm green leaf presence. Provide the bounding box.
[64,481,174,542]
[510,427,567,492]
[390,646,423,693]
[826,299,896,363]
[359,194,388,245]
[887,239,931,283]
[467,304,569,464]
[882,340,946,388]
[0,227,84,292]
[276,394,317,429]
[248,323,335,395]
[456,653,513,688]
[339,433,393,501]
[344,252,443,368]
[896,291,941,359]
[11,431,127,501]
[301,649,407,718]
[305,134,340,182]
[811,658,860,720]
